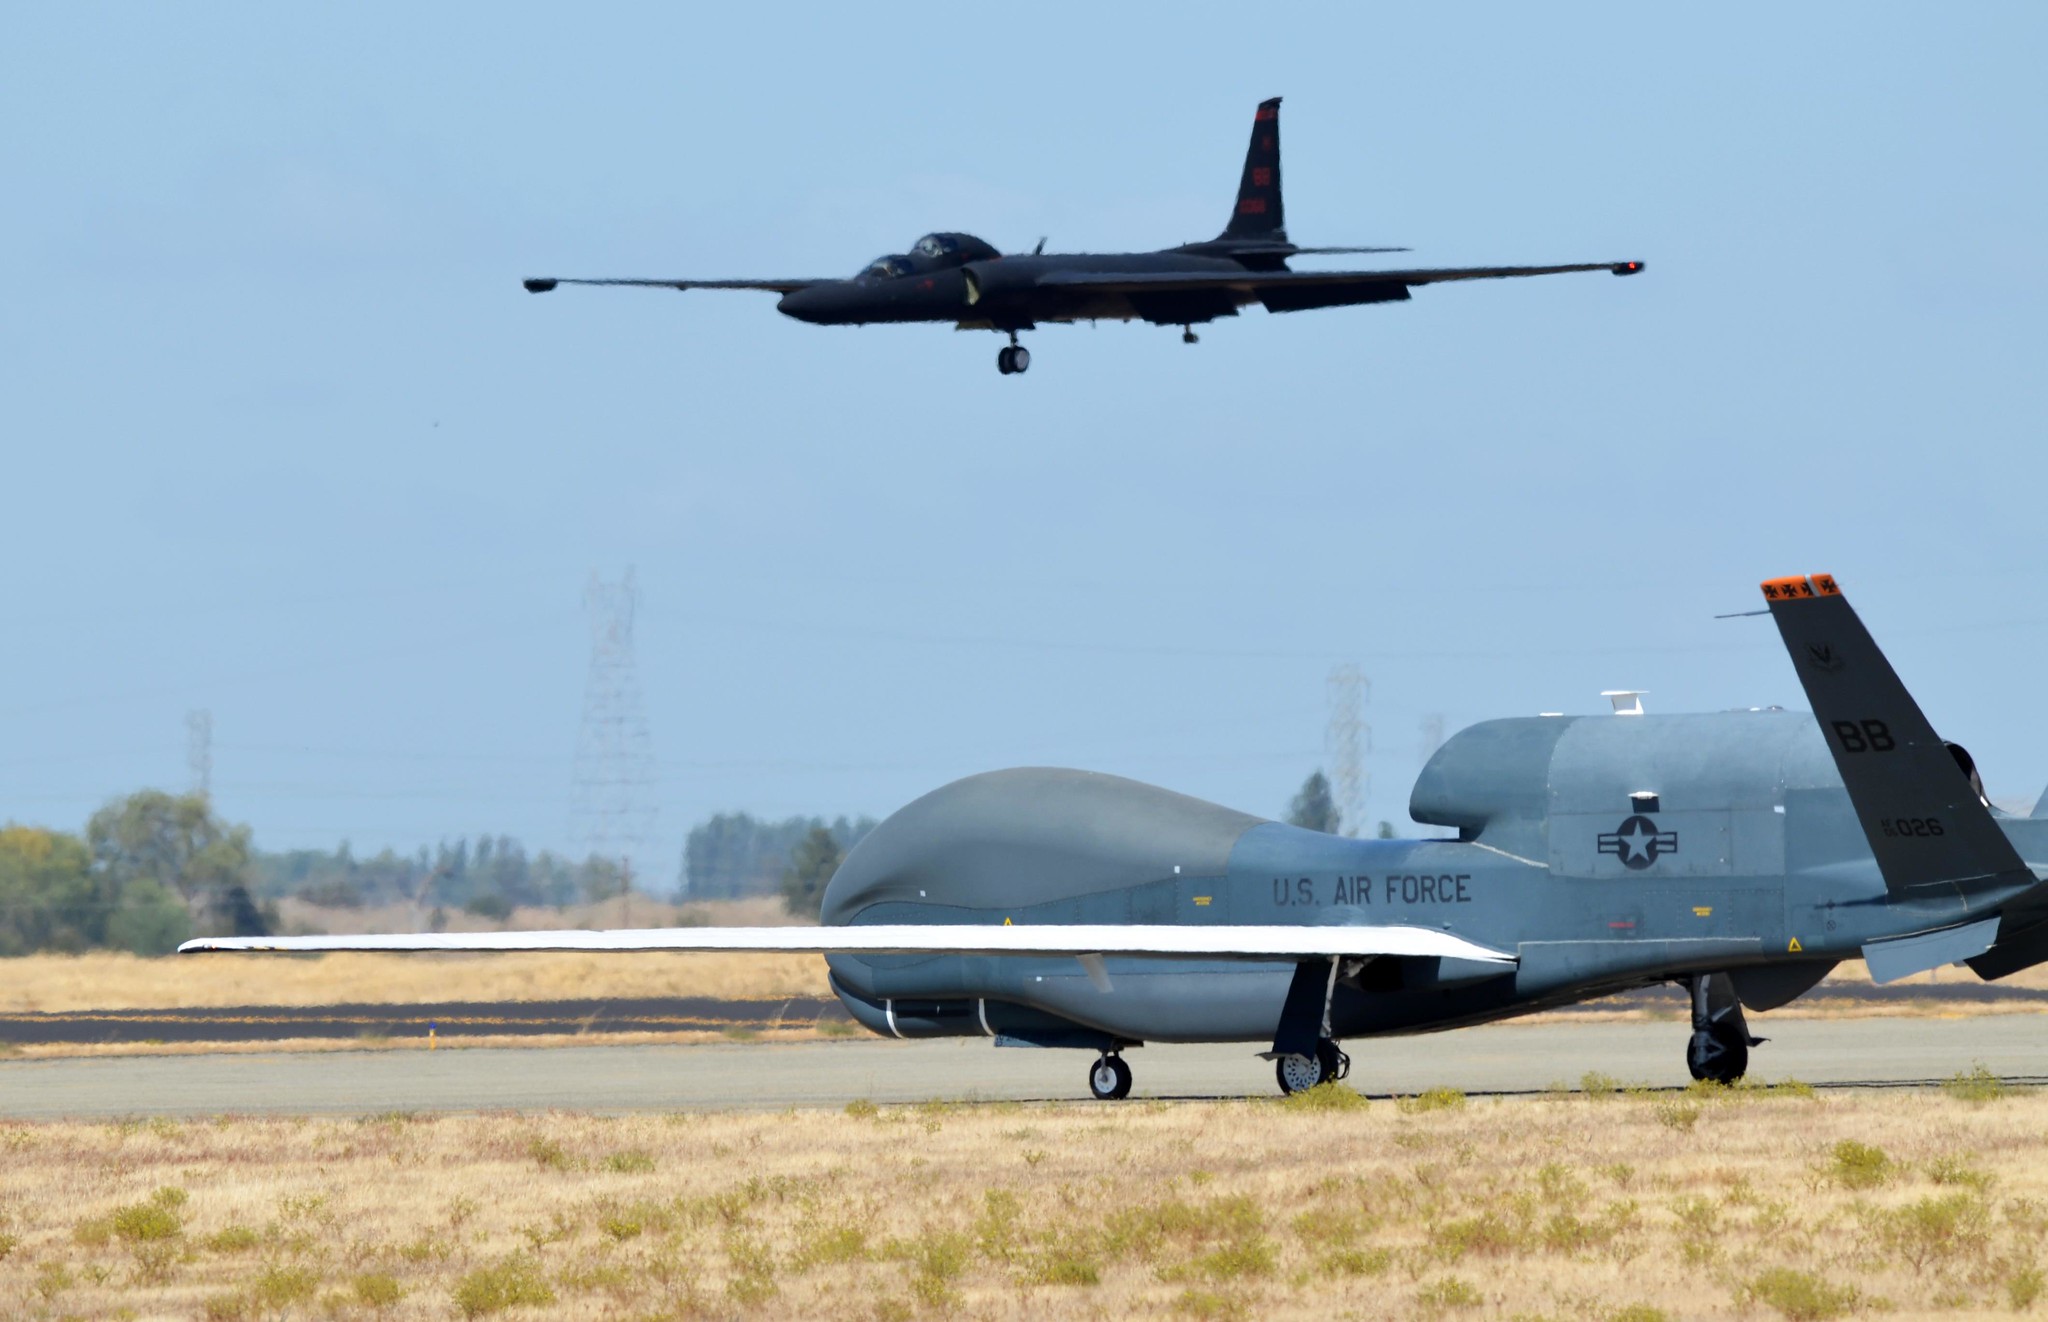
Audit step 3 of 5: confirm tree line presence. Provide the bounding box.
[1,773,1368,955]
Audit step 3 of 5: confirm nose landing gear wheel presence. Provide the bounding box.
[1088,1053,1132,1101]
[1686,1027,1750,1084]
[1275,1040,1349,1095]
[1181,325,1200,345]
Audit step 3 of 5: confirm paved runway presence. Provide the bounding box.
[6,1015,2048,1119]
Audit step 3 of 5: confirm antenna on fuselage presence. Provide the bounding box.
[1033,237,1047,255]
[1601,690,1647,716]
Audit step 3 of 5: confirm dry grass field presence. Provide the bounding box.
[2,1079,2048,1320]
[0,950,831,1015]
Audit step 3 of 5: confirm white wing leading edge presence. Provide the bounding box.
[179,924,1514,964]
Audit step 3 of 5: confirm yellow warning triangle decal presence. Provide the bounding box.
[1003,917,1012,926]
[1788,937,1803,953]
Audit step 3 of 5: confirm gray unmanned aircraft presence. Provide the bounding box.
[521,98,1645,375]
[185,575,2048,1102]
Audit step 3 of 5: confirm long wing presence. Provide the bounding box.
[1037,261,1643,297]
[179,923,1514,964]
[522,277,823,294]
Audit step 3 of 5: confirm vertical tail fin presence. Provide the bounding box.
[1220,97,1286,242]
[1759,573,2030,898]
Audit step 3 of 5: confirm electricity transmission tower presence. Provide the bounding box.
[570,569,659,902]
[1420,712,1446,765]
[1325,664,1370,837]
[186,709,212,800]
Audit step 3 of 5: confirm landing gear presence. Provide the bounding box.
[996,333,1031,375]
[1181,325,1200,345]
[1275,1039,1350,1095]
[1685,973,1761,1085]
[1088,1052,1132,1101]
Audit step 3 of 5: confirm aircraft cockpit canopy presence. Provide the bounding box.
[913,233,1001,265]
[862,235,999,279]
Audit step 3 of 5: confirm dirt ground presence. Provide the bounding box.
[1,1079,2044,1319]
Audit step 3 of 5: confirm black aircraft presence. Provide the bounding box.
[522,98,1645,374]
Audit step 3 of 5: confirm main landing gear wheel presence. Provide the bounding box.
[1275,1040,1350,1095]
[996,337,1031,375]
[1181,325,1200,345]
[1088,1053,1132,1101]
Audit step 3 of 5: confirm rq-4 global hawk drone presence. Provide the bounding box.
[186,576,2047,1101]
[520,98,1644,375]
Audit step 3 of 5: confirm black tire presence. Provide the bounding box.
[1316,1039,1347,1082]
[1276,1051,1326,1095]
[1010,346,1030,373]
[1088,1054,1132,1101]
[996,346,1015,374]
[1686,1028,1748,1084]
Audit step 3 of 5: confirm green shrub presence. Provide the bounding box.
[353,1272,405,1309]
[845,1098,879,1119]
[1744,1267,1857,1320]
[724,1234,778,1306]
[1581,1072,1621,1098]
[1610,1306,1670,1322]
[1398,1087,1467,1115]
[525,1135,574,1171]
[598,1208,644,1241]
[1871,1193,1990,1273]
[1433,1211,1524,1260]
[250,1264,319,1309]
[1175,1287,1250,1320]
[1321,1247,1392,1276]
[1944,1064,2012,1103]
[452,1256,555,1317]
[2008,1262,2045,1310]
[1825,1139,1893,1189]
[1927,1154,1994,1192]
[201,1293,250,1322]
[112,1200,182,1243]
[1654,1101,1702,1131]
[792,1221,869,1270]
[603,1148,655,1174]
[1030,1247,1102,1285]
[1417,1276,1484,1311]
[1281,1081,1370,1112]
[204,1224,260,1253]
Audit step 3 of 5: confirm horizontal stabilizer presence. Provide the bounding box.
[523,277,822,294]
[1863,916,1999,983]
[179,923,1515,964]
[1759,573,2032,898]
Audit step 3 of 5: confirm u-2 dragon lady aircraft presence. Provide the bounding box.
[186,577,2048,1101]
[521,98,1644,375]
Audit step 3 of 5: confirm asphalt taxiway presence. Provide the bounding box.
[5,1015,2046,1119]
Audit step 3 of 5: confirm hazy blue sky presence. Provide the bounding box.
[5,4,2046,880]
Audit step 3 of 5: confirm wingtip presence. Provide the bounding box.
[522,278,558,294]
[1612,260,1646,276]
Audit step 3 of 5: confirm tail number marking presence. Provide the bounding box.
[1880,817,1946,838]
[1831,719,1896,753]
